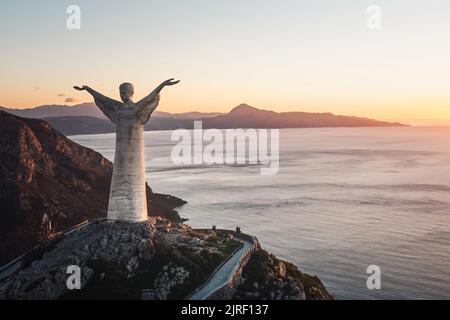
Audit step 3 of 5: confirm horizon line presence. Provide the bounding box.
[3,102,450,125]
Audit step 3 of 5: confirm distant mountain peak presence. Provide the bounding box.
[229,104,261,115]
[236,103,253,108]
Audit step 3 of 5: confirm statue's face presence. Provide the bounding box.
[119,83,134,103]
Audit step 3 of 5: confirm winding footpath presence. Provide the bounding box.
[187,234,256,300]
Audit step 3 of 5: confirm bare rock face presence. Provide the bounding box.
[142,264,190,300]
[0,110,186,265]
[275,260,286,278]
[0,221,155,299]
[233,249,333,300]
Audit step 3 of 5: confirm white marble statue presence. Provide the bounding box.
[74,79,180,221]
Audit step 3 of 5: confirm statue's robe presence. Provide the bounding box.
[94,93,159,221]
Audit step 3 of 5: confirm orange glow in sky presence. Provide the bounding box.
[1,1,449,121]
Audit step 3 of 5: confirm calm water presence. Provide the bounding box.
[71,127,450,299]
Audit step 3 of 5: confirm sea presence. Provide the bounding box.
[71,126,450,299]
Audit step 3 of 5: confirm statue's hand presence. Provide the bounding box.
[73,85,88,91]
[161,78,180,87]
[154,79,180,94]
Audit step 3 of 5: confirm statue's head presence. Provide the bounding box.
[119,82,134,103]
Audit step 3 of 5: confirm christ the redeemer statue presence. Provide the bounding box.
[74,79,179,222]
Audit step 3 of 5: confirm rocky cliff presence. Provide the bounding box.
[0,219,332,300]
[0,110,186,265]
[233,249,333,300]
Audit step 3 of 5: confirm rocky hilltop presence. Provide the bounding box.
[0,110,185,265]
[0,219,332,300]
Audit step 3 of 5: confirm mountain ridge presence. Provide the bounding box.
[0,103,223,120]
[1,103,406,135]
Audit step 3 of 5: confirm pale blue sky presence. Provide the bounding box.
[1,0,449,120]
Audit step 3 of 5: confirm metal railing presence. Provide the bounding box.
[0,219,100,281]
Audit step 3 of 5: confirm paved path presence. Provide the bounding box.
[188,237,254,300]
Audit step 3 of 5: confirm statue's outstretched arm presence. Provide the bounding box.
[136,79,180,124]
[73,86,120,124]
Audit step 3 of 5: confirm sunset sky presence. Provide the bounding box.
[1,0,449,121]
